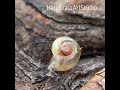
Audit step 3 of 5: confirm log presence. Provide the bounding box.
[15,0,105,90]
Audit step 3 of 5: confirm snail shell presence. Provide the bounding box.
[47,36,82,76]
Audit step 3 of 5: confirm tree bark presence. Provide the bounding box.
[15,0,105,90]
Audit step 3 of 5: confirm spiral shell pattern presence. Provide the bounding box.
[50,36,81,71]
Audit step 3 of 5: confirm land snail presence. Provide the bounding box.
[46,36,82,77]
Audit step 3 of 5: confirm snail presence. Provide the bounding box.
[46,36,82,77]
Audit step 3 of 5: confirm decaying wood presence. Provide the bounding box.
[15,0,105,90]
[80,68,105,90]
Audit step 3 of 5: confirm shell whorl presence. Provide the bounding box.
[52,36,79,56]
[60,41,73,56]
